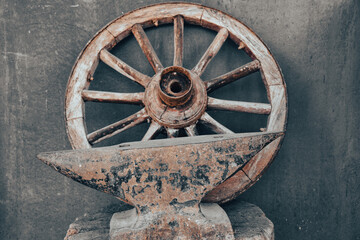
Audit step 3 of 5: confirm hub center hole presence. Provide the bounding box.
[170,81,182,93]
[160,69,191,97]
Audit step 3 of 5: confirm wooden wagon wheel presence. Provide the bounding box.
[65,3,287,204]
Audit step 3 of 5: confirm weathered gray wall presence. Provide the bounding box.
[1,0,359,239]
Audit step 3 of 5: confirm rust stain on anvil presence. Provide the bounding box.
[38,132,283,239]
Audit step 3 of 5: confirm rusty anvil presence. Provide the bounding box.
[38,131,282,239]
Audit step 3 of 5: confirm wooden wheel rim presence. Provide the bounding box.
[65,2,287,204]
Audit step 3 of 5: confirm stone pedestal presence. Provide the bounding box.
[64,201,274,240]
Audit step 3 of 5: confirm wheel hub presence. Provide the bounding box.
[144,66,207,128]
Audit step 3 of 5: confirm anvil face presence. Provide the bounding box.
[38,132,283,238]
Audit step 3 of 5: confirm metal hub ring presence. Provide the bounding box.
[144,66,207,129]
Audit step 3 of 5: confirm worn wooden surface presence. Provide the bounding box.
[173,15,184,67]
[99,49,151,87]
[64,202,273,240]
[1,1,359,240]
[205,60,261,93]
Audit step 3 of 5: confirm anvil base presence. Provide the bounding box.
[110,203,233,239]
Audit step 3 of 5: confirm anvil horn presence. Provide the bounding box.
[38,132,283,206]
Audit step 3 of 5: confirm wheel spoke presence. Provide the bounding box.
[200,112,233,134]
[132,24,163,73]
[82,90,144,104]
[206,60,260,93]
[142,121,163,141]
[87,108,149,144]
[100,49,151,87]
[166,128,180,138]
[173,15,184,66]
[192,28,229,76]
[185,124,198,136]
[207,97,271,114]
